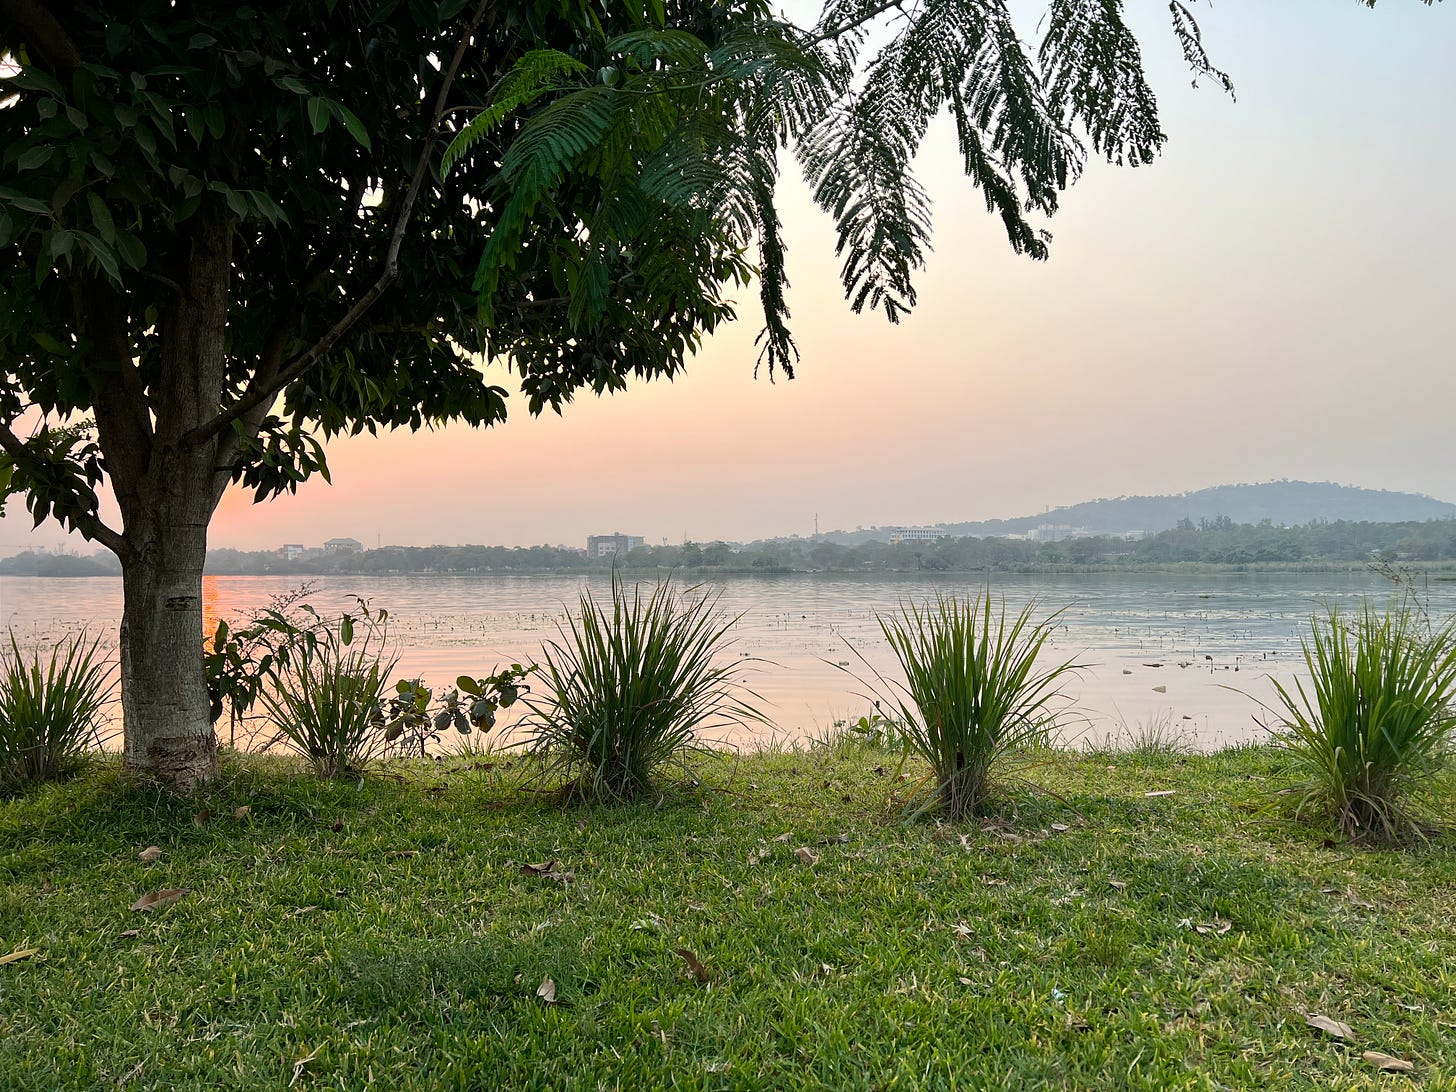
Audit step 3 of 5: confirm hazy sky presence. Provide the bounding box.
[5,0,1455,555]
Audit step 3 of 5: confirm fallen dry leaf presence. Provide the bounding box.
[130,888,189,913]
[1108,880,1127,890]
[794,846,819,867]
[1151,685,1167,694]
[138,846,163,863]
[233,806,251,820]
[330,818,345,832]
[519,859,574,882]
[119,929,140,939]
[536,976,559,1004]
[953,922,973,940]
[771,832,793,843]
[747,846,769,866]
[192,809,211,828]
[1363,1051,1414,1073]
[1144,790,1176,798]
[1050,823,1069,833]
[0,947,39,966]
[675,948,711,983]
[1306,1013,1354,1039]
[817,833,850,845]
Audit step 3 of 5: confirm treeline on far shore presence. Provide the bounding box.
[6,517,1456,578]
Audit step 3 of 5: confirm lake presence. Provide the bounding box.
[3,569,1451,752]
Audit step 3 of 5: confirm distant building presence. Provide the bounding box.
[1027,524,1090,543]
[587,532,645,558]
[889,527,947,545]
[278,543,306,561]
[324,537,363,554]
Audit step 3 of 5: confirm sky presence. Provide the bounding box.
[5,0,1455,555]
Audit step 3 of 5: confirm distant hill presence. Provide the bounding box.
[816,482,1456,544]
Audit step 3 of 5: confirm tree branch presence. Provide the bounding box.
[808,0,915,46]
[0,0,83,77]
[0,417,129,557]
[179,0,492,452]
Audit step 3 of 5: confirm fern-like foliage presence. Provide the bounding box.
[1039,0,1164,166]
[448,0,1245,379]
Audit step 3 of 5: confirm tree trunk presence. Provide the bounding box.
[119,483,219,792]
[97,210,234,793]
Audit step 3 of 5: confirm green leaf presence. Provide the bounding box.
[49,229,74,262]
[87,193,115,244]
[307,96,329,134]
[340,615,354,646]
[114,233,147,269]
[75,230,122,285]
[0,187,51,215]
[17,146,55,171]
[330,102,372,150]
[457,675,483,697]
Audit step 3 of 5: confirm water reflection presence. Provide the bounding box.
[3,569,1449,752]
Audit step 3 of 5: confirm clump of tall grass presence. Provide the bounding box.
[1091,708,1192,759]
[258,619,397,779]
[525,574,763,803]
[873,593,1080,819]
[0,632,113,791]
[1270,603,1456,842]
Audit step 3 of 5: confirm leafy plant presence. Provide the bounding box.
[380,665,532,759]
[0,631,113,790]
[206,583,327,749]
[257,613,398,779]
[871,593,1080,818]
[525,574,763,802]
[1269,602,1456,842]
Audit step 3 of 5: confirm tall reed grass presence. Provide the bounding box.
[259,622,397,778]
[1271,603,1456,841]
[526,574,763,802]
[0,632,112,790]
[874,593,1079,818]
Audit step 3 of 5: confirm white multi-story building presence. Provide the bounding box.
[888,527,947,545]
[587,533,645,558]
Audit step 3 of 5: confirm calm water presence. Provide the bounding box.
[3,570,1451,751]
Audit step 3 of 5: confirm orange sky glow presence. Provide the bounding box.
[6,0,1454,555]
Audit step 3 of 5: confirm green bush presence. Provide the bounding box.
[0,632,113,791]
[259,619,397,778]
[876,593,1079,818]
[1270,603,1456,841]
[526,574,762,802]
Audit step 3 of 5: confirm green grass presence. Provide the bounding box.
[1270,603,1456,842]
[874,592,1080,818]
[2,744,1454,1089]
[0,631,113,792]
[526,573,764,802]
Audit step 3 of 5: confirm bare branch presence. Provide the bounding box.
[179,0,492,452]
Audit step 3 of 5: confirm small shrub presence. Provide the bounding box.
[258,618,397,778]
[525,573,763,802]
[874,592,1080,818]
[0,632,113,790]
[1270,603,1456,842]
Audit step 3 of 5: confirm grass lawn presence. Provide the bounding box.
[1,742,1453,1089]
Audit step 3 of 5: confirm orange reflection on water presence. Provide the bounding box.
[202,574,224,651]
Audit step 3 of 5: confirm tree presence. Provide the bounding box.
[0,0,1419,789]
